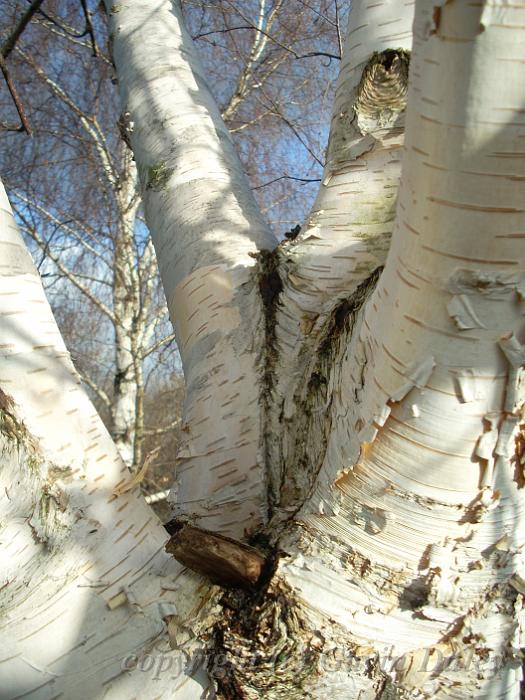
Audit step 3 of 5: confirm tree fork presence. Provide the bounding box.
[275,266,383,516]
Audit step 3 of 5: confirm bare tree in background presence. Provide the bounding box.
[1,0,179,470]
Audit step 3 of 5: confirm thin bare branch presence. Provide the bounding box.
[1,0,44,59]
[80,373,112,408]
[11,190,112,268]
[79,0,98,56]
[18,49,119,188]
[34,14,112,61]
[252,175,321,190]
[141,333,176,360]
[193,24,253,39]
[0,55,32,134]
[222,1,339,64]
[334,0,343,59]
[15,208,117,324]
[35,4,91,39]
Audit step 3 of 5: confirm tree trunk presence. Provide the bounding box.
[111,152,142,468]
[1,0,525,698]
[107,0,278,539]
[267,1,525,696]
[0,180,214,698]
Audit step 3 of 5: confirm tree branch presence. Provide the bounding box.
[80,373,111,409]
[79,0,98,56]
[141,333,176,360]
[15,209,117,324]
[2,0,44,59]
[18,49,119,188]
[106,0,276,536]
[334,0,343,59]
[11,190,112,267]
[223,0,339,63]
[0,55,32,135]
[252,175,321,190]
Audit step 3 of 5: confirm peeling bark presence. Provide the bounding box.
[275,1,525,696]
[2,0,525,698]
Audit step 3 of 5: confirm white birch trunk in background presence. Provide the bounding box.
[111,152,142,468]
[1,0,525,698]
[9,53,159,473]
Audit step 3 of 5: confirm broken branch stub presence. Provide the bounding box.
[164,520,265,589]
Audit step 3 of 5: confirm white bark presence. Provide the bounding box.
[269,0,415,515]
[107,0,278,537]
[276,1,525,696]
[2,1,525,698]
[0,182,212,698]
[111,151,143,468]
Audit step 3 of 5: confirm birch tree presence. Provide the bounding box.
[1,0,525,698]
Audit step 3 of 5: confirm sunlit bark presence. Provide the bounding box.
[0,182,210,698]
[269,0,416,515]
[277,1,525,696]
[107,0,277,538]
[1,0,524,698]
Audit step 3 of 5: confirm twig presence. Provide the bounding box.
[2,0,44,59]
[334,0,343,59]
[193,24,253,39]
[35,4,90,39]
[113,447,161,495]
[79,0,98,56]
[141,333,176,359]
[0,55,32,134]
[221,3,340,62]
[252,175,321,190]
[0,120,24,132]
[0,0,44,135]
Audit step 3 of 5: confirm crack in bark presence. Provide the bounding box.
[277,267,383,516]
[257,248,284,390]
[255,247,285,518]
